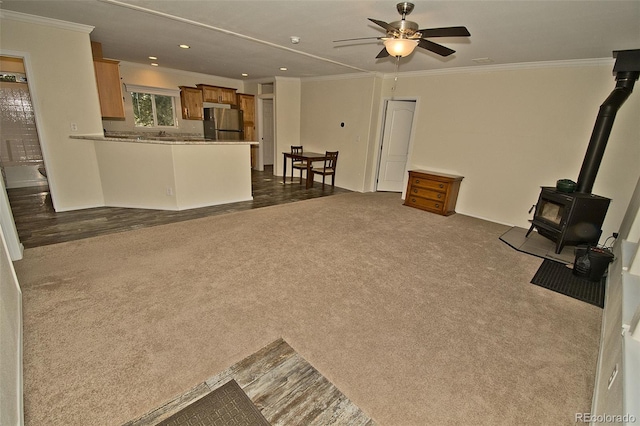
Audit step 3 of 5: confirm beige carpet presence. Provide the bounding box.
[14,192,602,425]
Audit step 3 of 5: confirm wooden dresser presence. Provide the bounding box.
[404,170,464,216]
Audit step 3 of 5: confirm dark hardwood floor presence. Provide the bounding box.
[6,166,351,249]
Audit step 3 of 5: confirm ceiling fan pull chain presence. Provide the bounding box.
[391,56,401,97]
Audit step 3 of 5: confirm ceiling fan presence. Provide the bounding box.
[335,2,470,59]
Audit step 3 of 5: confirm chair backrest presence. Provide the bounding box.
[291,145,303,155]
[324,151,338,170]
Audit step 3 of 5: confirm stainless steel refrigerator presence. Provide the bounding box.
[203,108,244,140]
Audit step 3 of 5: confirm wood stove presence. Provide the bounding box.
[527,49,640,254]
[527,188,610,253]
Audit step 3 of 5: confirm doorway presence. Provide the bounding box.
[376,99,416,192]
[258,97,274,171]
[0,56,48,189]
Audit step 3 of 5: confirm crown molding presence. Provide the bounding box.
[265,58,615,83]
[383,58,616,80]
[0,10,94,33]
[301,71,383,83]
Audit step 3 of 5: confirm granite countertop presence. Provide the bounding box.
[70,133,258,145]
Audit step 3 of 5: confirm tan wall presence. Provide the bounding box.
[273,77,301,175]
[297,62,639,241]
[385,62,640,240]
[0,14,105,211]
[94,141,253,210]
[300,75,380,191]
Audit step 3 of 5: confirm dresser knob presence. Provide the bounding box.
[437,194,442,199]
[415,179,420,184]
[435,203,440,208]
[413,189,418,193]
[411,198,417,203]
[439,184,444,188]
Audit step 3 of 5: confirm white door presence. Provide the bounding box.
[376,100,415,192]
[261,99,274,167]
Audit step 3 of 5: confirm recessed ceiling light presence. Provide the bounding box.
[241,73,249,77]
[179,44,190,49]
[151,63,159,67]
[280,67,288,71]
[149,56,157,60]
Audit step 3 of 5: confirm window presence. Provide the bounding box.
[131,92,175,128]
[125,84,180,128]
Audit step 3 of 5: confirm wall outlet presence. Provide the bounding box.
[70,122,78,132]
[607,363,618,389]
[166,186,173,196]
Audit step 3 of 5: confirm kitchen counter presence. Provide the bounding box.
[71,134,257,145]
[71,134,257,211]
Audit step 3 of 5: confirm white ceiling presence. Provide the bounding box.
[2,1,639,81]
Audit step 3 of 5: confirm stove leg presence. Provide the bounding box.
[555,241,564,254]
[525,224,535,238]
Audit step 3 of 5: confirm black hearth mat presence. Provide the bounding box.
[531,259,605,308]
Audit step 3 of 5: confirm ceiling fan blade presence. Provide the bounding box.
[376,47,390,59]
[333,37,382,43]
[418,26,471,38]
[368,18,398,34]
[418,39,455,57]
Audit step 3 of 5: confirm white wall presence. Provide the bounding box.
[0,12,105,212]
[0,225,23,425]
[591,178,640,421]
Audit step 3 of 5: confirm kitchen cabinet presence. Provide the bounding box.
[237,93,257,167]
[404,170,463,216]
[93,59,125,119]
[179,86,204,120]
[197,84,237,106]
[237,94,256,141]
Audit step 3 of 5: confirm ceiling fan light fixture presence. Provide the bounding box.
[383,38,418,57]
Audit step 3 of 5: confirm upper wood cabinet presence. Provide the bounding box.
[237,93,256,141]
[197,84,237,106]
[179,86,204,120]
[93,59,125,119]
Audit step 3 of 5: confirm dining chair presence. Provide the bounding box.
[290,145,306,183]
[310,151,339,189]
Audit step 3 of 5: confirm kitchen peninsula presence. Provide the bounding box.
[71,134,257,211]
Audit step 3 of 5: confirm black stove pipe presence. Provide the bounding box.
[576,49,640,194]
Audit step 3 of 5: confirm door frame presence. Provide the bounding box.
[374,97,418,195]
[0,48,52,260]
[257,94,274,172]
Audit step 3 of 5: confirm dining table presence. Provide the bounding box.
[282,151,328,189]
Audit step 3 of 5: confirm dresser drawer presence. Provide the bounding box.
[408,186,447,202]
[410,176,448,192]
[405,194,446,213]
